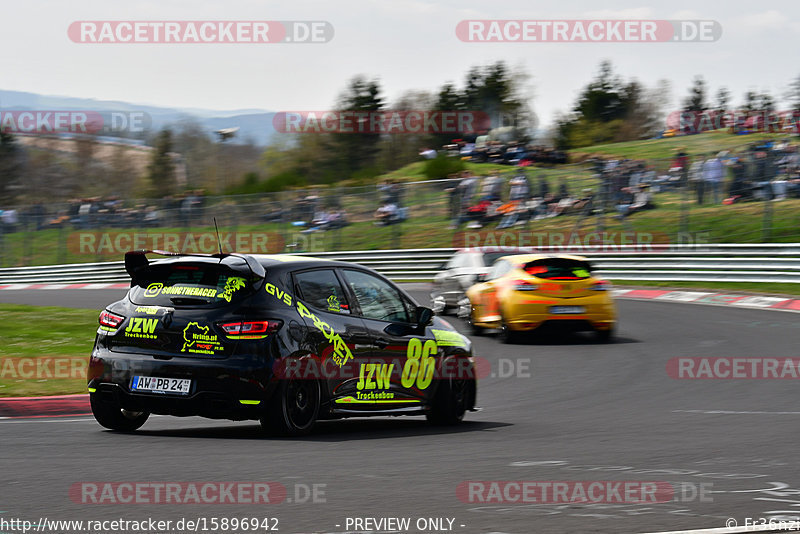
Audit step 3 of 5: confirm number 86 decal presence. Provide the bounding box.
[401,338,436,390]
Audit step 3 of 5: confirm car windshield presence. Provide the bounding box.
[483,252,509,266]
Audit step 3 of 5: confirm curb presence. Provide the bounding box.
[0,394,90,418]
[614,288,800,313]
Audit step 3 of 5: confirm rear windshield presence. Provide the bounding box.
[523,258,592,280]
[129,263,252,307]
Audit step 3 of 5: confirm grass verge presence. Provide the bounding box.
[0,304,96,397]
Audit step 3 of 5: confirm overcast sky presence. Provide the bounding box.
[2,0,799,130]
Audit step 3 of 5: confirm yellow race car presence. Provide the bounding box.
[458,254,616,343]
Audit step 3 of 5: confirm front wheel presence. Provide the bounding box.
[426,364,474,426]
[431,293,449,315]
[261,375,320,436]
[90,392,149,431]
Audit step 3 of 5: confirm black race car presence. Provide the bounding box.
[89,251,477,435]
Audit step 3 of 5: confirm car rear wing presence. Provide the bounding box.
[124,250,266,284]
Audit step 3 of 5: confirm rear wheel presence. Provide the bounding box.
[595,326,615,343]
[499,316,522,344]
[90,392,149,431]
[465,313,485,336]
[261,375,320,437]
[426,363,473,426]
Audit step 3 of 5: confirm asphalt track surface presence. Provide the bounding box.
[2,287,800,534]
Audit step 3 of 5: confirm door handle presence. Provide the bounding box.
[351,334,372,345]
[374,338,390,349]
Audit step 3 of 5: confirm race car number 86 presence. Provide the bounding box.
[401,338,436,390]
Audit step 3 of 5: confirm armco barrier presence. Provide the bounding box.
[2,245,800,285]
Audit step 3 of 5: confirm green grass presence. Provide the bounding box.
[0,304,97,397]
[379,161,510,182]
[572,131,793,161]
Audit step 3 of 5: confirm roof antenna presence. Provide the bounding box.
[213,217,223,255]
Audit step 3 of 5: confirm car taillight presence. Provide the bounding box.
[592,281,612,291]
[219,320,283,336]
[512,280,539,291]
[99,310,124,328]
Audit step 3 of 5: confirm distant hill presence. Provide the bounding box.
[0,89,277,146]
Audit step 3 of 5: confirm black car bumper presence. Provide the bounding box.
[88,349,275,420]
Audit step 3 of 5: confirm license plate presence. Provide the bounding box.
[549,306,585,314]
[131,376,191,395]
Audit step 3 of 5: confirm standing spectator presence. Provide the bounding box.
[29,203,45,231]
[496,174,532,229]
[1,208,19,233]
[449,171,478,229]
[673,148,689,187]
[702,152,724,204]
[537,175,549,199]
[689,154,705,204]
[479,173,503,202]
[726,154,752,202]
[751,151,771,200]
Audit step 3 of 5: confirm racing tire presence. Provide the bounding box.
[90,392,149,432]
[262,375,320,437]
[499,317,522,344]
[458,297,483,336]
[465,313,485,336]
[426,363,473,426]
[595,327,615,343]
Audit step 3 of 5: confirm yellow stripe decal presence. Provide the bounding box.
[335,396,421,404]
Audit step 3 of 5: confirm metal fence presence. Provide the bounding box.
[1,143,799,268]
[3,245,800,285]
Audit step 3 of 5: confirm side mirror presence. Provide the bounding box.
[383,307,434,337]
[415,306,434,328]
[475,273,488,283]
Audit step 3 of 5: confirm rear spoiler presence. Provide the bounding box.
[522,257,592,270]
[124,250,266,281]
